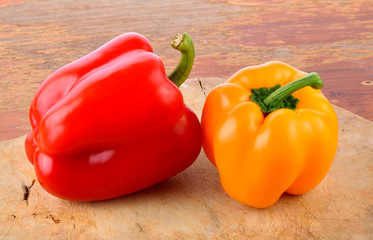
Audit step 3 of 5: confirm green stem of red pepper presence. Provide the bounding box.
[263,72,324,110]
[168,33,195,87]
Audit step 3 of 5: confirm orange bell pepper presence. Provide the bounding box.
[201,61,338,208]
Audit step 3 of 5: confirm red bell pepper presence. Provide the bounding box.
[25,32,201,201]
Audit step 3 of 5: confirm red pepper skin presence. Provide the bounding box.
[25,33,201,201]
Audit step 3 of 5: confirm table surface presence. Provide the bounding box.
[0,0,372,141]
[1,78,372,239]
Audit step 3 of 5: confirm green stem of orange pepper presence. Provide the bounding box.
[264,72,324,110]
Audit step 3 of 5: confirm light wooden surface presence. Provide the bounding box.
[0,0,373,140]
[0,78,372,239]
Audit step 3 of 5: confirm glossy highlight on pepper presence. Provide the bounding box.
[201,61,338,208]
[25,32,201,201]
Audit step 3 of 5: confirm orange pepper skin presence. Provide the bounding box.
[201,61,338,208]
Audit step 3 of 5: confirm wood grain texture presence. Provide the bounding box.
[0,78,372,239]
[0,0,372,140]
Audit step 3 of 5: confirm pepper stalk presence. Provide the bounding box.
[168,33,195,87]
[250,72,324,114]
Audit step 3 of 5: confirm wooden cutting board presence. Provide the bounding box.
[0,78,372,239]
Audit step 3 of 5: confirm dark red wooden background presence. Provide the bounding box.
[0,0,372,140]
